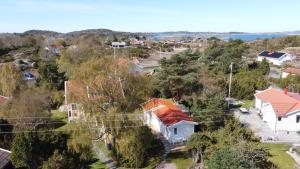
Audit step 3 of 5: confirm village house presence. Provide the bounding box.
[112,42,126,48]
[142,98,197,144]
[281,67,300,78]
[131,57,160,75]
[64,80,91,122]
[255,87,300,132]
[257,50,294,66]
[0,95,9,105]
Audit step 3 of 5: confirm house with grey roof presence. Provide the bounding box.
[257,50,294,66]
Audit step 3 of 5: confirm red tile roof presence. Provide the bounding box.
[282,67,300,75]
[255,88,300,116]
[142,98,194,126]
[0,96,8,104]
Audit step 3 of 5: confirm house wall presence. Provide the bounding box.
[257,54,293,66]
[255,97,263,110]
[167,121,195,143]
[144,111,196,143]
[261,103,277,131]
[281,72,290,78]
[276,110,300,131]
[67,103,85,122]
[144,111,166,133]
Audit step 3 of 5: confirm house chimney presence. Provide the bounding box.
[284,87,288,95]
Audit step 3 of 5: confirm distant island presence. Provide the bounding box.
[1,29,300,41]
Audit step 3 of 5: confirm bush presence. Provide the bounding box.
[113,126,164,168]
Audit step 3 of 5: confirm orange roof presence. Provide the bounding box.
[255,88,300,116]
[282,67,300,75]
[0,96,8,104]
[142,98,194,126]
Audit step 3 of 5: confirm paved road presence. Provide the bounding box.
[234,108,300,143]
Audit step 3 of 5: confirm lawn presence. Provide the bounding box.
[166,151,194,169]
[241,100,254,109]
[51,110,68,129]
[51,110,68,123]
[88,154,107,169]
[263,144,297,169]
[296,147,300,156]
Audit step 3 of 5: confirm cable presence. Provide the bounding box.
[0,111,233,120]
[0,120,226,134]
[0,125,146,134]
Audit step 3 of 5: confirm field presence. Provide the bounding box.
[166,151,194,169]
[263,144,297,169]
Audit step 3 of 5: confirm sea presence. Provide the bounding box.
[223,33,290,41]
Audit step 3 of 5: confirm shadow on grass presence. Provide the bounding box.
[166,151,190,162]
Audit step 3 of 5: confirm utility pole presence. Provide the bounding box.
[228,62,233,98]
[113,47,116,60]
[159,47,162,59]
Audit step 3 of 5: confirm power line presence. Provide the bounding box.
[0,110,234,120]
[0,120,226,134]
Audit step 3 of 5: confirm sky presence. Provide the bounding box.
[0,0,300,33]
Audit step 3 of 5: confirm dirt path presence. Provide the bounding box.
[156,162,176,169]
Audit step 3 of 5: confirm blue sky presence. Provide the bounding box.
[1,0,299,33]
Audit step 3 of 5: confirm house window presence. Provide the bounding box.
[68,111,71,117]
[296,116,300,123]
[71,104,77,111]
[278,117,282,121]
[174,128,177,135]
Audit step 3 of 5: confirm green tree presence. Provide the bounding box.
[191,93,228,130]
[155,50,202,99]
[208,143,274,169]
[275,75,300,93]
[202,39,249,73]
[232,69,268,99]
[187,133,214,165]
[11,132,68,168]
[114,126,164,168]
[42,150,71,169]
[0,119,13,149]
[258,58,270,75]
[37,62,66,90]
[0,63,22,96]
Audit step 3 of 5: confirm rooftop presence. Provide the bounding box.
[142,98,194,126]
[258,50,286,58]
[0,96,9,104]
[255,88,300,116]
[282,67,300,75]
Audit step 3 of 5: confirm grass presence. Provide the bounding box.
[166,151,194,169]
[295,147,300,156]
[51,110,68,129]
[241,100,254,109]
[88,154,107,169]
[263,144,297,169]
[51,110,68,123]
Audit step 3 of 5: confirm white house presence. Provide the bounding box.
[64,81,86,122]
[255,88,300,132]
[257,51,293,66]
[142,98,198,144]
[112,42,126,48]
[281,67,300,78]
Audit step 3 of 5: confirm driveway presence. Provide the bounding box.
[234,108,300,143]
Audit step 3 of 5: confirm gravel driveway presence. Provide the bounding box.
[234,108,300,143]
